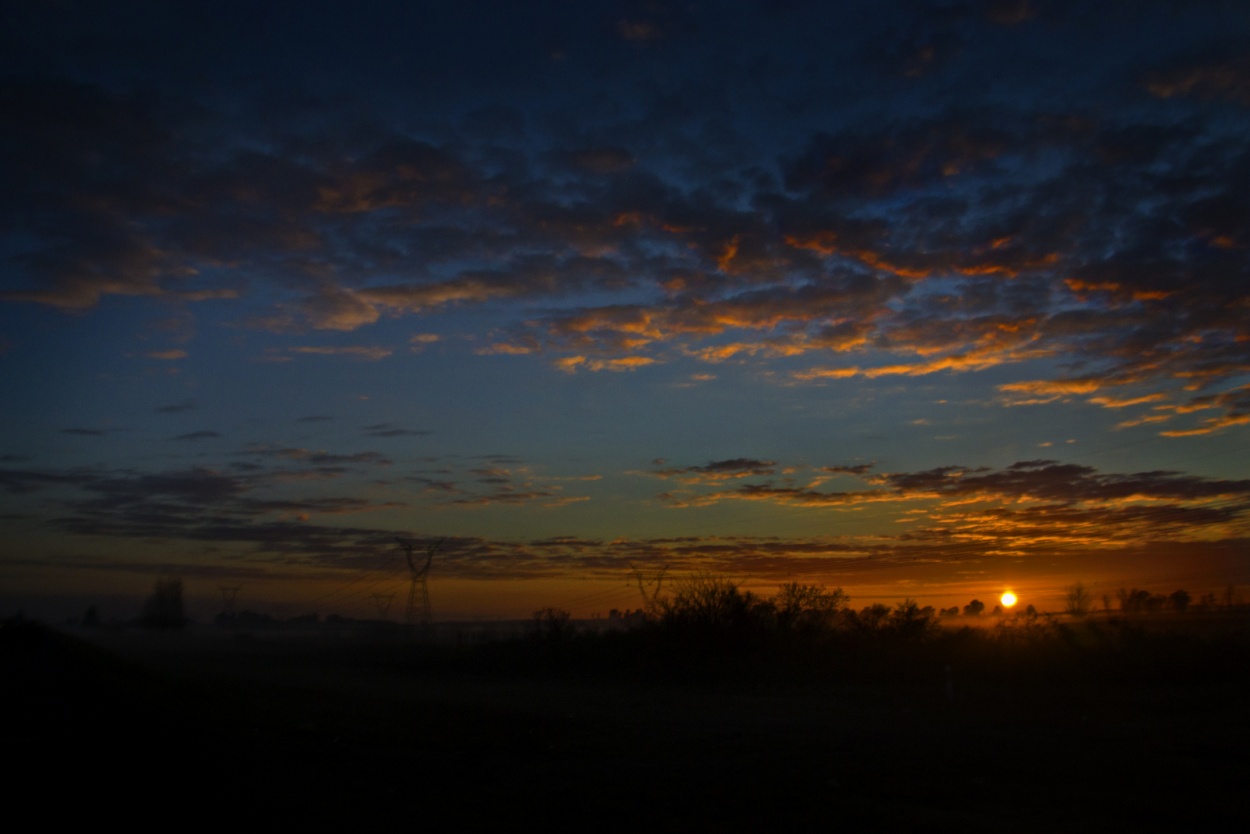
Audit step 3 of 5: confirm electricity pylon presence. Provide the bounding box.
[372,593,394,621]
[629,562,668,617]
[218,585,241,622]
[396,538,442,626]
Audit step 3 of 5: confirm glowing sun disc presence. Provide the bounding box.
[1001,591,1018,608]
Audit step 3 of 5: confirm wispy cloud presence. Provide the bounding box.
[156,400,196,414]
[172,431,221,441]
[362,424,431,438]
[647,458,778,484]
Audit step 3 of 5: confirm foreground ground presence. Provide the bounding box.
[6,617,1249,831]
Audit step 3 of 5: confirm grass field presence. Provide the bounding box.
[6,614,1249,831]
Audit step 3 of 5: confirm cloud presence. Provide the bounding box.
[156,400,196,414]
[298,290,382,332]
[172,431,221,441]
[362,424,432,438]
[1087,394,1167,409]
[998,378,1112,405]
[242,446,392,467]
[312,138,474,214]
[409,333,441,352]
[245,497,407,517]
[822,464,874,476]
[85,468,245,505]
[5,450,1246,582]
[3,2,1248,440]
[648,458,778,484]
[783,120,1009,200]
[288,345,393,360]
[1144,54,1250,106]
[652,458,1250,548]
[1159,414,1250,438]
[554,355,658,373]
[570,148,636,174]
[0,467,98,495]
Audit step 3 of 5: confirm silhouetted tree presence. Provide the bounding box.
[530,607,573,640]
[773,582,847,633]
[963,599,985,617]
[141,577,186,630]
[658,574,767,634]
[1169,589,1191,613]
[853,603,893,631]
[1064,582,1093,616]
[1118,588,1162,614]
[887,598,937,638]
[81,605,100,628]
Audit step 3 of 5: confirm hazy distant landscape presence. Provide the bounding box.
[10,582,1250,831]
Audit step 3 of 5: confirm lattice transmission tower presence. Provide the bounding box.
[372,593,395,621]
[396,538,442,626]
[629,562,668,618]
[218,585,241,623]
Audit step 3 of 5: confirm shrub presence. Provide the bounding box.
[141,577,186,630]
[530,607,573,640]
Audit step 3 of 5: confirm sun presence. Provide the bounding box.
[1000,591,1018,608]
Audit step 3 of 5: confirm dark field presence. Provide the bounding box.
[7,616,1249,831]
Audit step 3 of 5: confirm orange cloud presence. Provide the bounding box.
[1087,393,1167,409]
[554,355,658,373]
[784,232,840,256]
[478,342,535,356]
[1064,278,1173,303]
[301,289,381,331]
[716,235,740,273]
[1160,414,1250,437]
[288,345,393,360]
[792,366,861,381]
[999,378,1108,403]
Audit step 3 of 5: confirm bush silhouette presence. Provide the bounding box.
[141,577,186,630]
[1064,582,1093,616]
[772,581,848,633]
[530,607,573,640]
[658,574,768,635]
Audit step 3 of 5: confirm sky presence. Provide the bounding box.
[2,0,1249,623]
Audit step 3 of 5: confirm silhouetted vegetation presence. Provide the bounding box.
[529,606,573,640]
[140,577,186,630]
[454,579,1250,690]
[9,592,1250,831]
[81,605,101,628]
[1064,581,1092,616]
